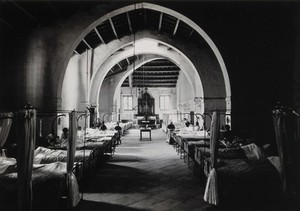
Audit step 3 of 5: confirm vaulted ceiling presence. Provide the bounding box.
[78,6,207,88]
[0,1,207,88]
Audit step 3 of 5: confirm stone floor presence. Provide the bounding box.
[71,128,299,211]
[72,129,213,211]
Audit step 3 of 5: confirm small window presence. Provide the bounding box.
[160,95,171,110]
[123,95,133,111]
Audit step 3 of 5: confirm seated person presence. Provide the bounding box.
[188,124,194,132]
[167,121,175,130]
[223,124,235,145]
[100,121,107,131]
[59,127,69,146]
[193,121,201,131]
[46,133,57,146]
[183,118,190,127]
[77,126,84,141]
[114,122,122,131]
[94,119,101,128]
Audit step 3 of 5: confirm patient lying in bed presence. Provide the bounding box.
[198,143,265,160]
[0,157,70,211]
[34,146,91,164]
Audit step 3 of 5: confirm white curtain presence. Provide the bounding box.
[67,111,80,207]
[0,112,14,148]
[17,108,36,211]
[204,111,220,205]
[210,111,220,169]
[272,109,287,192]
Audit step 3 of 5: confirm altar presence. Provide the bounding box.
[136,89,157,128]
[136,115,157,128]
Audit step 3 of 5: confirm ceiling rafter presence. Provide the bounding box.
[158,12,163,32]
[173,19,180,36]
[123,80,177,84]
[134,70,179,74]
[13,2,38,23]
[82,38,92,50]
[189,29,194,37]
[144,9,147,27]
[109,17,118,39]
[117,63,122,70]
[46,1,59,14]
[133,79,177,82]
[140,65,179,69]
[0,18,16,29]
[118,57,180,88]
[126,57,130,65]
[133,75,178,79]
[124,82,176,86]
[126,12,132,33]
[94,28,105,44]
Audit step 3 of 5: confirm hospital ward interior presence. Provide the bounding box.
[1,0,300,211]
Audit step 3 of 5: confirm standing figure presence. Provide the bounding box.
[114,122,122,145]
[167,121,175,144]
